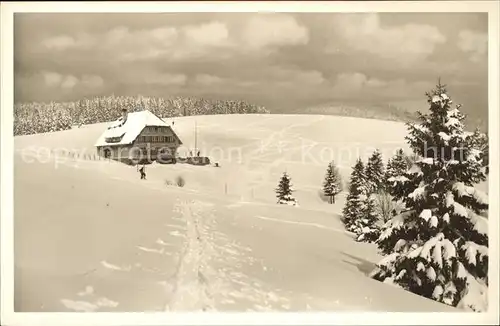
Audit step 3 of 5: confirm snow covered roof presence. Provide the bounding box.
[94,110,181,147]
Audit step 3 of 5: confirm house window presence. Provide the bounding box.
[105,136,121,143]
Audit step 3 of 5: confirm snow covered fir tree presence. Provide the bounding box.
[342,158,367,232]
[370,81,489,312]
[343,153,384,243]
[365,149,386,193]
[322,161,343,204]
[354,195,382,243]
[385,148,411,191]
[275,172,298,206]
[373,148,412,221]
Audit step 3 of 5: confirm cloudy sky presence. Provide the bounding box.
[14,12,488,124]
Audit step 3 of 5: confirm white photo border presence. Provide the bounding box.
[1,1,499,325]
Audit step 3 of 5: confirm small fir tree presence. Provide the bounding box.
[355,195,382,243]
[366,149,385,193]
[323,161,343,204]
[370,81,489,312]
[276,172,298,206]
[385,148,411,190]
[468,129,489,175]
[342,158,367,232]
[384,149,412,217]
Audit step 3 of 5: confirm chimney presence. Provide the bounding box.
[121,108,128,123]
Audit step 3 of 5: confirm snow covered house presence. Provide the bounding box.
[94,109,182,164]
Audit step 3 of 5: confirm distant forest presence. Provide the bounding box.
[296,104,420,124]
[13,94,486,136]
[14,95,270,136]
[292,103,487,132]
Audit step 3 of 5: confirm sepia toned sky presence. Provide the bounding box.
[14,13,488,124]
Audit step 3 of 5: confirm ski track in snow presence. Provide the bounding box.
[254,215,349,235]
[163,199,297,312]
[137,246,164,254]
[60,285,119,312]
[165,199,217,311]
[100,260,131,272]
[236,115,326,201]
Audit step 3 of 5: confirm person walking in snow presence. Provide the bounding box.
[139,165,146,180]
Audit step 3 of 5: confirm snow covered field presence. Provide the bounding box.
[14,114,478,312]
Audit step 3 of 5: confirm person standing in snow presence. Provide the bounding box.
[139,165,146,180]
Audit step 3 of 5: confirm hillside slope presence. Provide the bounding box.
[14,114,472,312]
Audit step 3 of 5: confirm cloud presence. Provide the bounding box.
[332,72,387,93]
[195,74,224,86]
[279,69,325,87]
[41,35,78,51]
[241,14,309,50]
[61,75,79,89]
[194,73,262,89]
[81,75,104,88]
[40,22,232,63]
[234,66,326,90]
[458,30,487,62]
[193,66,324,92]
[123,70,187,87]
[149,73,187,86]
[331,72,431,100]
[41,71,104,90]
[183,21,230,47]
[331,14,446,65]
[42,71,63,87]
[38,14,309,63]
[41,32,96,52]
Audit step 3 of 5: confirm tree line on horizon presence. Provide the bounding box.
[14,95,270,136]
